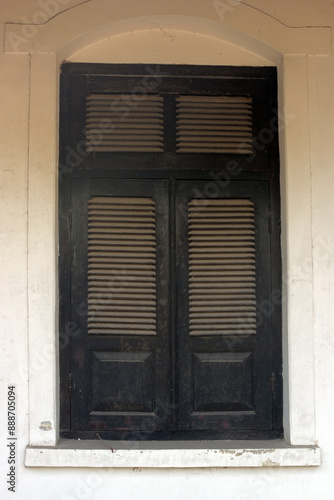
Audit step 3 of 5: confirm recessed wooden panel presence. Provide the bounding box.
[87,196,157,335]
[193,352,253,412]
[92,351,154,412]
[188,199,256,336]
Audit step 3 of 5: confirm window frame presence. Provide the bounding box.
[59,63,282,441]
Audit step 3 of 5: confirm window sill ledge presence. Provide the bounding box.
[25,440,321,468]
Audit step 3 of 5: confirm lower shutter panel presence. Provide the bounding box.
[176,181,273,434]
[87,196,157,335]
[188,199,256,336]
[69,180,173,434]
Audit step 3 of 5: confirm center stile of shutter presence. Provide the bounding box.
[188,199,257,336]
[87,196,157,335]
[86,94,164,152]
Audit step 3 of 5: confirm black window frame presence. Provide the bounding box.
[59,63,282,441]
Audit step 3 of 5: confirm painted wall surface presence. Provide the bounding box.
[0,0,334,498]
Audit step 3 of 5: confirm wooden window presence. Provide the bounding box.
[59,64,282,440]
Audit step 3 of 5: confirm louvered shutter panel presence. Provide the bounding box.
[86,95,164,152]
[87,196,157,335]
[176,180,273,433]
[188,199,256,335]
[69,179,172,434]
[176,96,253,154]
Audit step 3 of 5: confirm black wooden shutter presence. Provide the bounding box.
[176,180,273,433]
[70,178,172,434]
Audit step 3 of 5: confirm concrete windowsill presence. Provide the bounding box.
[25,440,321,468]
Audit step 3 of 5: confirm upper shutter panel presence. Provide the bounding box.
[86,95,164,152]
[188,198,256,336]
[176,96,253,154]
[87,196,157,335]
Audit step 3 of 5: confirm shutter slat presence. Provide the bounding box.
[190,309,255,316]
[88,234,155,242]
[89,277,156,284]
[89,240,155,247]
[189,214,253,219]
[190,314,256,324]
[191,276,256,284]
[88,270,156,277]
[88,303,155,309]
[191,293,253,299]
[89,210,155,216]
[89,263,155,270]
[89,317,156,325]
[89,246,156,253]
[87,122,163,129]
[89,257,155,263]
[189,253,254,259]
[190,240,255,246]
[190,301,255,307]
[90,327,155,335]
[190,330,255,336]
[88,310,155,318]
[86,95,164,152]
[189,222,254,227]
[89,228,155,235]
[88,196,157,335]
[189,198,256,336]
[89,299,156,305]
[190,269,255,276]
[89,293,156,300]
[89,289,156,296]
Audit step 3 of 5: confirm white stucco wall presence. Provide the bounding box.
[1,0,334,498]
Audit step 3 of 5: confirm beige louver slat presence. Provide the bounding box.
[188,199,256,336]
[176,96,253,154]
[87,196,157,335]
[86,95,164,152]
